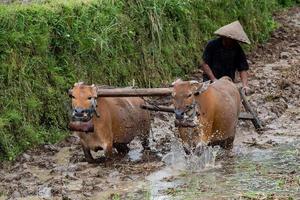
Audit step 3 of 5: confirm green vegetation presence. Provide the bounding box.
[111,193,121,200]
[0,0,298,160]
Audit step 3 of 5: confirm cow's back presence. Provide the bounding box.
[197,77,240,143]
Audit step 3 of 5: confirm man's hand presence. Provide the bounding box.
[239,70,252,95]
[241,86,252,96]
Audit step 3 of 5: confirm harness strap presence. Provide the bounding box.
[184,98,198,121]
[91,98,100,118]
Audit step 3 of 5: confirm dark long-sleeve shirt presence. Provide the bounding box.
[202,38,249,81]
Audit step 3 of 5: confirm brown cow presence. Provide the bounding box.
[68,82,151,163]
[172,76,240,149]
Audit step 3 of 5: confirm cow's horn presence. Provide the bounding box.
[189,80,199,84]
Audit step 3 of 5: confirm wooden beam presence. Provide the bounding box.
[141,104,255,121]
[238,112,254,120]
[140,104,174,113]
[97,88,173,97]
[239,89,263,131]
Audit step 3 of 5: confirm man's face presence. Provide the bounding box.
[222,37,236,48]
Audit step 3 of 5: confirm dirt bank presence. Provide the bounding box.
[0,7,299,200]
[234,7,300,147]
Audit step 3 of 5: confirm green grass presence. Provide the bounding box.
[0,0,299,160]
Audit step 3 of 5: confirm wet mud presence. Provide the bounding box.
[0,7,299,200]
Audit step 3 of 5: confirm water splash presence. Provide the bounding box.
[161,138,186,169]
[186,142,220,171]
[127,137,144,162]
[162,137,221,172]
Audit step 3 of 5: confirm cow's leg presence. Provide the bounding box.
[176,128,194,154]
[198,120,213,144]
[82,146,95,163]
[219,125,236,149]
[114,143,130,154]
[141,137,150,150]
[207,136,235,149]
[104,142,114,158]
[223,136,234,149]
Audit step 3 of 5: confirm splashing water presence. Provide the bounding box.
[186,142,221,171]
[127,137,144,162]
[145,137,221,200]
[162,137,221,171]
[161,138,186,169]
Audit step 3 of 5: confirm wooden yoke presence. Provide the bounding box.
[97,88,173,97]
[140,89,264,132]
[94,86,262,132]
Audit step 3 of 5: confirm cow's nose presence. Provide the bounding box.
[175,109,184,120]
[73,108,84,117]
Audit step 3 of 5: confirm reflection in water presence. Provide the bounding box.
[145,140,300,200]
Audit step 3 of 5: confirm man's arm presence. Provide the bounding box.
[239,70,251,95]
[202,40,217,82]
[239,70,248,87]
[202,63,217,82]
[236,44,251,95]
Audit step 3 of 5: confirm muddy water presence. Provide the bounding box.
[135,140,299,200]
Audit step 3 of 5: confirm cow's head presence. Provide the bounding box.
[172,79,210,127]
[68,82,99,132]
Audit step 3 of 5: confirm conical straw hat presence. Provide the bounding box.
[214,21,251,44]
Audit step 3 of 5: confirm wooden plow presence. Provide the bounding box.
[96,86,263,131]
[239,88,263,131]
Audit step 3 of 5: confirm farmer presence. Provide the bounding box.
[201,21,251,95]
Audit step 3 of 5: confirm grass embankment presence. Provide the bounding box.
[0,0,298,160]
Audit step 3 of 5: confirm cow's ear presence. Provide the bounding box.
[200,80,211,93]
[194,80,210,96]
[202,80,211,91]
[74,81,85,87]
[171,78,182,86]
[190,80,200,92]
[68,89,73,97]
[91,84,97,97]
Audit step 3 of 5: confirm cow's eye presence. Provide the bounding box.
[88,97,92,100]
[69,95,75,99]
[187,93,192,98]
